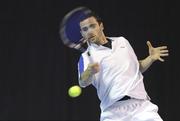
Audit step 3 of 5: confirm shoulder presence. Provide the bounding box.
[108,36,129,42]
[78,50,89,63]
[108,36,130,45]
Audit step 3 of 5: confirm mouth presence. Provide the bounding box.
[88,36,96,41]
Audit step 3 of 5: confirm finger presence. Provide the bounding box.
[92,63,100,69]
[147,41,153,48]
[90,62,98,65]
[93,65,100,73]
[160,50,169,53]
[94,63,99,66]
[89,63,98,68]
[160,53,169,56]
[158,57,164,62]
[157,46,167,50]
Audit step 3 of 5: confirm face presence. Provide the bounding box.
[80,16,104,44]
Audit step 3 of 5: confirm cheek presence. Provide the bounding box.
[95,28,101,35]
[81,32,87,37]
[96,28,101,34]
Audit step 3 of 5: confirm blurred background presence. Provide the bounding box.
[0,0,179,120]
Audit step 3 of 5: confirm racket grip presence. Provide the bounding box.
[87,51,94,63]
[86,41,94,63]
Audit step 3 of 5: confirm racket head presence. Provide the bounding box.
[60,6,92,52]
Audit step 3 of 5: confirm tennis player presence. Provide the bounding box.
[77,11,168,121]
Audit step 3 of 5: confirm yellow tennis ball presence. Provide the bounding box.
[68,85,82,98]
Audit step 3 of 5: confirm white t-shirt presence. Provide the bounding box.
[78,37,149,111]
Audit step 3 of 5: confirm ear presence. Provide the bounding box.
[100,23,104,30]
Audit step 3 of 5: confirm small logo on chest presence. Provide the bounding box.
[120,46,125,48]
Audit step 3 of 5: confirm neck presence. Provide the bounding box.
[99,35,108,45]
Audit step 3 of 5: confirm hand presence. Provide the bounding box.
[87,63,100,75]
[147,41,169,62]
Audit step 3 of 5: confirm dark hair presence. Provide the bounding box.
[78,11,102,25]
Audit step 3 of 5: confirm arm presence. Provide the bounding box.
[139,41,169,73]
[139,56,155,73]
[79,63,100,88]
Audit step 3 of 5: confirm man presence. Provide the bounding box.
[77,12,168,121]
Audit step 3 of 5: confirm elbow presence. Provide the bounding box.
[79,84,87,88]
[139,64,147,73]
[139,66,145,73]
[139,61,145,73]
[79,81,86,88]
[79,80,90,88]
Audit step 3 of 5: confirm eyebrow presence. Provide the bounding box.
[81,23,96,29]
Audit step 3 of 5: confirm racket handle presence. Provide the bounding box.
[87,51,94,63]
[86,41,94,63]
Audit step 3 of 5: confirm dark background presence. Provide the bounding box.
[0,0,179,120]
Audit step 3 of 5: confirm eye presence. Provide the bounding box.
[82,27,88,32]
[90,24,96,28]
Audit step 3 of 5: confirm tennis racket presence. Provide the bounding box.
[59,6,92,52]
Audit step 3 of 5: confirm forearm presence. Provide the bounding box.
[139,56,155,73]
[79,68,94,88]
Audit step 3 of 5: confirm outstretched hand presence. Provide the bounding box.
[147,41,169,62]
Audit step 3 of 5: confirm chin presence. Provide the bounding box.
[91,40,97,43]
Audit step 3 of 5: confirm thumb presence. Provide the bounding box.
[146,41,153,49]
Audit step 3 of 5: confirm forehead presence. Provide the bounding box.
[80,16,98,27]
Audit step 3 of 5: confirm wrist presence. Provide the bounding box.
[148,55,156,63]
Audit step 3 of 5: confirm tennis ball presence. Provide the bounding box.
[68,85,82,98]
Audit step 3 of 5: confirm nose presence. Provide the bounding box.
[88,33,94,37]
[87,30,95,38]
